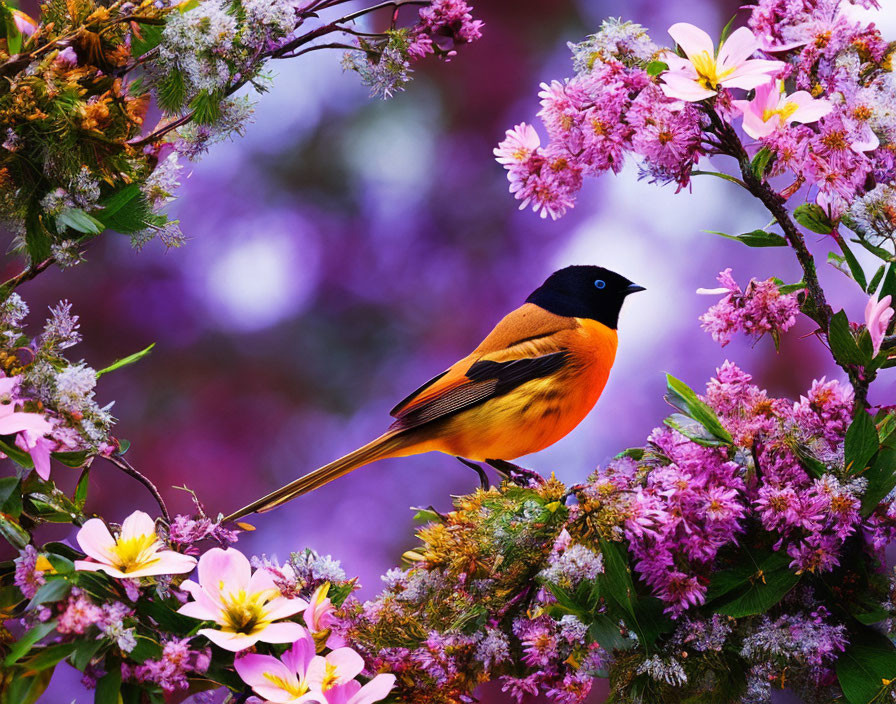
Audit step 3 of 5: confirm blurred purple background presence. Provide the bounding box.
[10,0,896,700]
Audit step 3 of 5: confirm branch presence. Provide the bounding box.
[1,257,56,296]
[104,453,170,522]
[703,108,875,409]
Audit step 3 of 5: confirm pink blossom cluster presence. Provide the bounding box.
[494,22,705,219]
[744,0,895,217]
[592,362,864,616]
[698,269,800,347]
[408,0,483,60]
[607,429,747,616]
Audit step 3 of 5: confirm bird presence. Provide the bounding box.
[224,265,644,521]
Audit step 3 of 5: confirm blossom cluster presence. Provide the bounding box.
[0,0,480,265]
[698,268,801,346]
[0,296,117,490]
[5,504,393,703]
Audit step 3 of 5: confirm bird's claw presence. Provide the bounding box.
[455,456,491,490]
[485,459,545,487]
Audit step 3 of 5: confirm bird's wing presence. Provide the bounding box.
[389,304,579,431]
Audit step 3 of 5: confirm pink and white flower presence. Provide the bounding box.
[865,294,893,356]
[307,647,366,694]
[660,23,785,102]
[74,510,197,579]
[177,547,307,651]
[493,123,541,165]
[733,80,832,139]
[234,630,321,703]
[304,583,344,648]
[0,376,54,479]
[322,674,397,704]
[12,10,37,37]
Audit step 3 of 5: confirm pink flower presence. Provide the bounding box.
[304,582,344,648]
[12,10,37,37]
[307,647,367,694]
[55,47,78,66]
[75,510,197,579]
[660,23,785,102]
[0,377,54,479]
[177,547,307,651]
[234,630,322,703]
[865,294,893,356]
[322,675,396,704]
[493,123,541,166]
[733,80,831,139]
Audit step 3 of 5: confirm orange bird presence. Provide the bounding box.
[225,266,644,520]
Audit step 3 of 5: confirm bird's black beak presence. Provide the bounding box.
[624,283,646,296]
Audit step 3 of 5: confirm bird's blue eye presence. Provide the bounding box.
[594,279,606,289]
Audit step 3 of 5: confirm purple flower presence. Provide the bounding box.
[13,545,46,599]
[698,269,799,346]
[131,637,211,692]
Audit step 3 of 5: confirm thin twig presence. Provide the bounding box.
[1,257,56,294]
[105,453,170,522]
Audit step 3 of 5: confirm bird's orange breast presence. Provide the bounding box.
[403,318,618,461]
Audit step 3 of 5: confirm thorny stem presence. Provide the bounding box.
[105,453,170,522]
[703,108,872,410]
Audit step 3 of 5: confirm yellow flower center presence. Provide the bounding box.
[321,661,340,691]
[220,588,279,634]
[263,672,310,697]
[110,534,162,574]
[762,101,799,125]
[690,50,735,89]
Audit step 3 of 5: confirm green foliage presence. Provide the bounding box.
[707,229,788,247]
[97,343,156,377]
[829,310,868,366]
[836,626,896,704]
[794,203,835,234]
[664,374,733,445]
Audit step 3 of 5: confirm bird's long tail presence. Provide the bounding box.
[224,430,407,522]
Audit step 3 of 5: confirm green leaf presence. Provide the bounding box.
[95,666,122,704]
[829,310,866,366]
[0,476,20,513]
[705,549,791,603]
[868,265,886,295]
[778,281,806,294]
[130,21,164,57]
[57,208,105,235]
[4,8,22,56]
[24,204,52,265]
[74,467,90,507]
[0,514,30,549]
[706,229,788,247]
[97,184,141,220]
[794,203,834,234]
[715,564,800,618]
[588,614,635,652]
[836,238,868,290]
[128,634,163,662]
[719,12,738,43]
[852,237,895,263]
[691,170,747,187]
[0,436,34,468]
[846,411,879,475]
[882,265,896,302]
[156,69,188,112]
[45,553,74,575]
[664,413,729,447]
[96,343,155,377]
[0,668,54,704]
[189,89,224,125]
[19,642,77,672]
[3,621,57,666]
[70,637,104,671]
[665,374,733,444]
[645,60,668,76]
[836,626,896,704]
[100,190,154,234]
[26,578,71,610]
[860,447,896,516]
[750,147,774,180]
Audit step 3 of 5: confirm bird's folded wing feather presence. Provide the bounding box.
[388,304,579,431]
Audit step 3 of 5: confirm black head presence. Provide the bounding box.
[525,265,645,329]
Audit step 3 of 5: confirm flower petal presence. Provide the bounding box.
[722,60,785,90]
[120,510,157,541]
[198,627,259,652]
[234,653,293,689]
[351,674,397,704]
[716,26,759,71]
[257,621,306,644]
[0,412,52,437]
[265,595,309,622]
[660,72,717,101]
[177,599,218,621]
[198,547,251,599]
[668,22,714,61]
[76,518,118,564]
[326,647,365,683]
[281,629,316,675]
